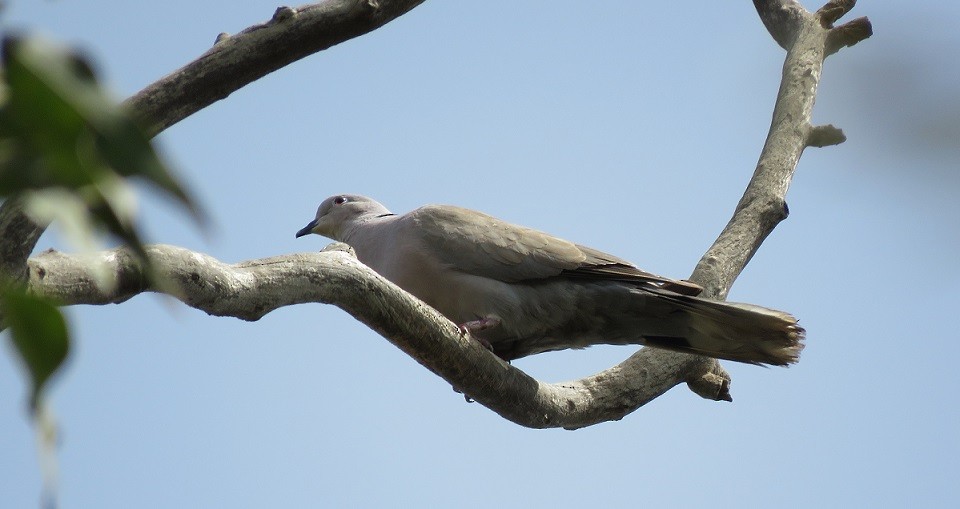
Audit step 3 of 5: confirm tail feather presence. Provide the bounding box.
[640,289,805,366]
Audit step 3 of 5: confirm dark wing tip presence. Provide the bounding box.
[660,279,703,296]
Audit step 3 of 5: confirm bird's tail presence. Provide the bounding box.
[639,289,805,366]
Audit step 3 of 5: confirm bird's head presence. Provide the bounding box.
[296,194,391,241]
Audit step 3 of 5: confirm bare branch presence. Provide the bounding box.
[691,1,870,300]
[27,243,730,429]
[125,0,428,137]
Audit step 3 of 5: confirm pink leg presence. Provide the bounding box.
[457,316,501,334]
[457,316,501,353]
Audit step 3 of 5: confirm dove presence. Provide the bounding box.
[296,194,804,365]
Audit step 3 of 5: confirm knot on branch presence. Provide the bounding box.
[816,0,857,28]
[272,6,298,23]
[686,361,733,402]
[825,17,873,56]
[321,241,356,257]
[807,124,846,147]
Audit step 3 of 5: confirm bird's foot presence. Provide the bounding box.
[458,316,501,334]
[457,316,503,356]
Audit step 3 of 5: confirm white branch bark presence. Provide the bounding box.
[2,0,871,428]
[27,243,729,429]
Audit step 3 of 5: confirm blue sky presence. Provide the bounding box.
[2,1,959,507]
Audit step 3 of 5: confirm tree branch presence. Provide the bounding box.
[6,0,871,428]
[125,0,428,137]
[691,0,871,300]
[26,243,730,429]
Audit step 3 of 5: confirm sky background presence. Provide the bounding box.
[2,1,959,508]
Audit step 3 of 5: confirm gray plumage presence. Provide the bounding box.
[296,194,804,365]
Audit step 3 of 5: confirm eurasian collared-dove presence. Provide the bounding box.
[296,195,804,365]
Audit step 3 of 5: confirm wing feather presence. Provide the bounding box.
[411,205,701,295]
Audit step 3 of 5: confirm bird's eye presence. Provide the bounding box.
[334,196,348,205]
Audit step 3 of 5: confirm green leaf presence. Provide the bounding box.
[0,39,100,191]
[0,35,203,222]
[3,291,70,411]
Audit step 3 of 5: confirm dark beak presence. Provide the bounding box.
[295,219,318,238]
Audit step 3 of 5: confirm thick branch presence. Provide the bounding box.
[27,243,730,429]
[125,0,428,136]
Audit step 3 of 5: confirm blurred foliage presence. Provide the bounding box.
[1,290,69,411]
[0,34,199,414]
[0,35,201,258]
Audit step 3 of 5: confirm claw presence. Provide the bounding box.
[457,316,501,353]
[457,316,501,334]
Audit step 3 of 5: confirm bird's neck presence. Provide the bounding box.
[340,214,393,244]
